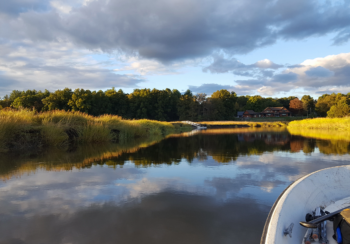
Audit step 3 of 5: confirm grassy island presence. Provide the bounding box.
[288,117,350,130]
[0,109,192,152]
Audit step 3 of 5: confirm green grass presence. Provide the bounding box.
[0,109,193,152]
[288,117,350,130]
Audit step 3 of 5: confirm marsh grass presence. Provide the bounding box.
[41,122,69,147]
[77,121,111,143]
[288,117,350,130]
[288,127,350,141]
[0,109,193,152]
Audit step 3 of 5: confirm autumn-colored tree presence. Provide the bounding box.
[277,96,297,109]
[289,98,304,115]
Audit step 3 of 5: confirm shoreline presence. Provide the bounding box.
[1,109,349,152]
[0,109,192,153]
[288,117,350,130]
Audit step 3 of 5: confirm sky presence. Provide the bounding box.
[1,0,350,98]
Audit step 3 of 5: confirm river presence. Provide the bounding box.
[0,128,349,244]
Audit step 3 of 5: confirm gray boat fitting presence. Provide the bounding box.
[260,165,350,244]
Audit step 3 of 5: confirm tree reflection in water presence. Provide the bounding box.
[1,128,349,180]
[0,128,349,244]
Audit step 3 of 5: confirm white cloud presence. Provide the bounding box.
[115,57,182,75]
[255,59,282,69]
[233,52,350,96]
[0,41,143,96]
[50,1,72,14]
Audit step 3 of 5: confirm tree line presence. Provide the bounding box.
[0,88,349,120]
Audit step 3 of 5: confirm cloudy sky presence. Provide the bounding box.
[1,0,350,97]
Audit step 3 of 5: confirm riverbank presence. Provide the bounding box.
[0,109,192,152]
[288,127,350,142]
[288,117,350,130]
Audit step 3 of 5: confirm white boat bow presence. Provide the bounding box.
[261,165,350,244]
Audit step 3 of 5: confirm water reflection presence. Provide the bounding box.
[0,128,350,244]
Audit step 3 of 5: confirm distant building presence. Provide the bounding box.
[261,107,291,117]
[242,107,291,118]
[243,110,261,118]
[237,111,244,118]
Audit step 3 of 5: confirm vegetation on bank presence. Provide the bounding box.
[0,128,291,181]
[287,127,350,142]
[3,126,350,181]
[0,109,192,152]
[2,87,349,122]
[288,117,350,130]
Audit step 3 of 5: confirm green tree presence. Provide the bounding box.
[68,89,93,113]
[327,98,350,118]
[245,96,265,112]
[236,96,249,111]
[177,90,198,121]
[168,89,181,121]
[9,90,23,101]
[0,95,11,109]
[301,95,315,115]
[105,88,128,117]
[90,90,110,116]
[210,89,237,120]
[261,97,282,110]
[42,88,73,111]
[316,93,347,117]
[11,90,50,111]
[128,89,153,119]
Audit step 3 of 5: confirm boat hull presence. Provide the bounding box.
[261,165,350,244]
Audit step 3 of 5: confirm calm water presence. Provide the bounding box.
[1,128,350,244]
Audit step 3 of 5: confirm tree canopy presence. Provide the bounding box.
[1,88,349,120]
[327,97,350,118]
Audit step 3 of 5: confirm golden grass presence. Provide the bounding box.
[288,117,350,130]
[288,127,350,141]
[40,122,69,147]
[0,109,193,152]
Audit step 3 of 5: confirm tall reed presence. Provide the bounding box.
[0,109,192,152]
